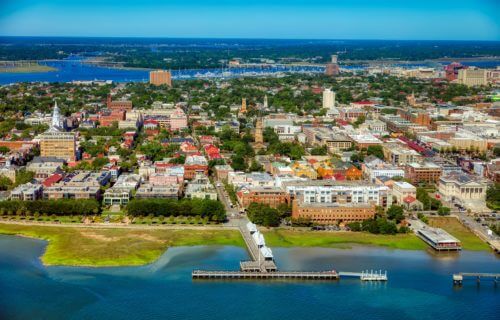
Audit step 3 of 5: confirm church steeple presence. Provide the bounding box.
[50,100,61,131]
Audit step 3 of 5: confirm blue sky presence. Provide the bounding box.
[0,0,499,40]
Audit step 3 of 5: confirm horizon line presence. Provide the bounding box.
[0,35,499,42]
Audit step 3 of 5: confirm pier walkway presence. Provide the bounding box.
[192,217,388,282]
[192,270,339,280]
[238,221,276,272]
[452,272,499,285]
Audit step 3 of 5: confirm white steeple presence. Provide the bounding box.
[50,100,61,131]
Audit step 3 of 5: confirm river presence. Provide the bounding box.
[0,235,498,320]
[0,57,325,85]
[1,56,497,85]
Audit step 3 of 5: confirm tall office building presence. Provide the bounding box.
[40,101,76,161]
[331,55,338,64]
[322,89,336,109]
[149,70,172,86]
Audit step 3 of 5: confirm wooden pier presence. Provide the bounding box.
[238,224,277,272]
[192,270,339,280]
[192,219,388,282]
[453,272,499,286]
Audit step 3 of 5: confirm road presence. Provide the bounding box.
[215,182,241,227]
[438,197,499,246]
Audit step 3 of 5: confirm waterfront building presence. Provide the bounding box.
[103,174,141,206]
[417,228,461,251]
[43,184,101,200]
[135,183,180,199]
[149,70,172,86]
[39,101,76,161]
[282,180,389,207]
[291,197,375,225]
[236,186,288,209]
[10,183,42,201]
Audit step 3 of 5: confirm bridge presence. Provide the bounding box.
[452,272,499,286]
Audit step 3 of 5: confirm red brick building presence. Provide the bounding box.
[99,110,126,127]
[405,163,443,184]
[237,187,288,209]
[291,198,376,225]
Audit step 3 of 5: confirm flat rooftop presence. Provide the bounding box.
[418,227,460,244]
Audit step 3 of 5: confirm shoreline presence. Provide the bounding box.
[0,220,492,268]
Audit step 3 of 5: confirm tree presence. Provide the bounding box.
[0,176,13,191]
[387,205,405,223]
[246,203,281,227]
[230,155,246,171]
[249,160,264,172]
[367,145,384,159]
[14,169,35,187]
[310,145,328,156]
[437,206,451,216]
[350,152,365,163]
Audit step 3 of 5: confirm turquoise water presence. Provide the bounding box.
[0,235,498,320]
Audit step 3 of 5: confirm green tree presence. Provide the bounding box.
[246,203,281,227]
[367,145,384,159]
[437,206,451,216]
[386,205,405,223]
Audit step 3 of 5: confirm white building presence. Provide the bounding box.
[282,180,389,207]
[392,181,417,204]
[322,88,335,110]
[438,172,488,211]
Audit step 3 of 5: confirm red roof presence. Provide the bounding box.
[403,195,416,204]
[43,174,63,187]
[353,100,374,105]
[333,173,345,181]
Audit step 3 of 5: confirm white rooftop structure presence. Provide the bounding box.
[246,222,258,234]
[252,231,266,247]
[260,246,274,259]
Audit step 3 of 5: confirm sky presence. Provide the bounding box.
[0,0,499,40]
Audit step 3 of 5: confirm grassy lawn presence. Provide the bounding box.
[0,223,244,267]
[263,229,428,250]
[427,217,490,251]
